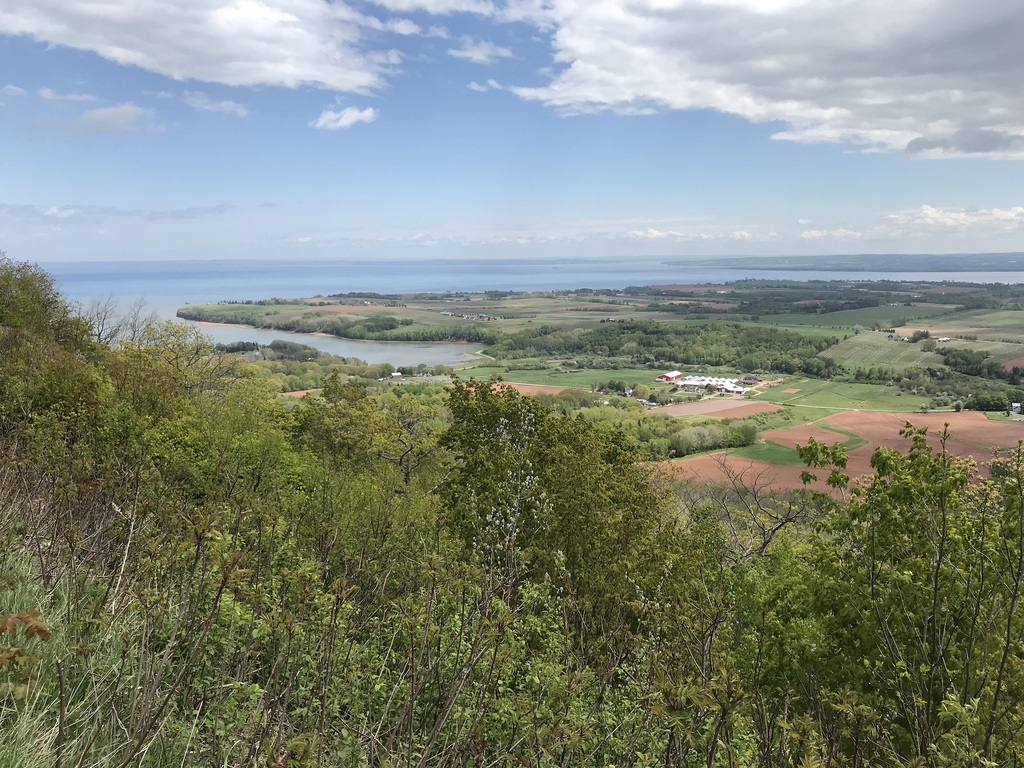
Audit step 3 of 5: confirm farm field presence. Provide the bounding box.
[767,304,955,330]
[502,382,581,396]
[820,331,945,369]
[721,319,853,340]
[902,308,1024,342]
[941,308,1024,334]
[649,398,782,418]
[753,378,929,411]
[667,410,1024,492]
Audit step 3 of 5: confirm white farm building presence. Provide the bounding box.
[663,374,749,395]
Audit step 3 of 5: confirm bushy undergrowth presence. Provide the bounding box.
[3,256,1024,768]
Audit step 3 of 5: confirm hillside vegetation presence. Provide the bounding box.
[4,257,1024,767]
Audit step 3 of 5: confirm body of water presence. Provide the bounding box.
[191,324,479,367]
[41,256,1024,365]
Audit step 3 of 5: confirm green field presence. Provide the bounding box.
[767,304,954,330]
[729,441,806,465]
[938,308,1024,332]
[730,421,867,465]
[754,378,929,412]
[820,331,945,369]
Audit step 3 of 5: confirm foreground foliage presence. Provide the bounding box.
[3,256,1024,767]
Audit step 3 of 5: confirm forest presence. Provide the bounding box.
[3,256,1024,767]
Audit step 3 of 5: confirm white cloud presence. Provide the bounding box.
[1,84,27,96]
[506,0,1024,157]
[75,103,158,132]
[448,36,512,65]
[467,78,501,91]
[371,0,495,14]
[309,105,378,129]
[44,206,78,218]
[800,228,863,240]
[384,18,421,35]
[184,90,248,116]
[883,204,1024,235]
[0,0,396,93]
[38,86,95,101]
[629,226,773,242]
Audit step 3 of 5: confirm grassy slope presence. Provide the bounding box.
[820,332,945,369]
[765,304,954,329]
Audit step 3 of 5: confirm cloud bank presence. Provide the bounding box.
[506,0,1024,157]
[3,0,1023,157]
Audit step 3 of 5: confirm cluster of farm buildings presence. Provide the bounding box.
[655,371,761,395]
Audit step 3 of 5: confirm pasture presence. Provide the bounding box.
[753,377,929,412]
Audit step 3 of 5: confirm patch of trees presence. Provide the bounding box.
[489,319,840,375]
[214,340,261,353]
[669,420,757,456]
[966,390,1014,412]
[847,364,1024,410]
[940,346,1017,381]
[178,305,500,344]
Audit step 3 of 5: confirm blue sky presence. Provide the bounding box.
[1,0,1022,262]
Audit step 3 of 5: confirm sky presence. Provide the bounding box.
[1,0,1023,262]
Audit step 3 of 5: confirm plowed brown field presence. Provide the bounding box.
[760,423,846,449]
[669,410,1023,492]
[663,454,835,493]
[504,383,580,395]
[651,399,782,418]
